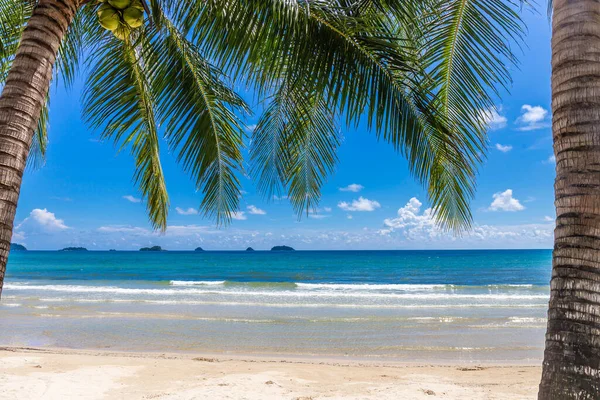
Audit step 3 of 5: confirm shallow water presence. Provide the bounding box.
[0,250,551,363]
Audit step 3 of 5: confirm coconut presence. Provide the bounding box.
[123,7,144,28]
[98,8,120,31]
[112,25,131,40]
[97,3,114,16]
[108,0,131,10]
[130,0,144,10]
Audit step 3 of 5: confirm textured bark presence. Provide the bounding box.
[539,0,600,398]
[0,0,79,298]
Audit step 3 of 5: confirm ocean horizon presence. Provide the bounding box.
[1,249,551,363]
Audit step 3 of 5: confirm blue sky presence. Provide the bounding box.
[12,7,556,250]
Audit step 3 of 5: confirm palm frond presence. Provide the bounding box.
[250,78,340,215]
[27,96,50,170]
[0,0,34,82]
[425,0,523,138]
[148,17,248,224]
[83,33,169,230]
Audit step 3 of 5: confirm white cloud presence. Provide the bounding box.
[98,225,150,235]
[488,189,525,212]
[308,207,332,219]
[495,143,512,153]
[176,207,198,215]
[16,208,69,233]
[480,107,507,130]
[231,212,247,220]
[123,195,141,203]
[247,205,266,215]
[11,230,25,242]
[544,216,554,222]
[273,195,289,201]
[339,184,364,193]
[517,105,550,131]
[380,197,552,245]
[383,198,435,233]
[338,197,381,212]
[347,215,353,219]
[545,155,556,164]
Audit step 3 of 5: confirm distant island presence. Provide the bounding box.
[59,247,88,252]
[10,243,27,251]
[271,245,294,251]
[140,246,164,252]
[246,247,255,251]
[109,249,117,252]
[194,247,204,252]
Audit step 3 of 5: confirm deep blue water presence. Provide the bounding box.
[5,249,552,286]
[0,249,552,362]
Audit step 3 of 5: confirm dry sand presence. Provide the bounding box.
[0,347,540,399]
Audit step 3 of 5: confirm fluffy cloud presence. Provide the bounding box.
[495,143,512,153]
[545,155,556,164]
[480,107,507,130]
[247,205,266,215]
[308,207,333,219]
[14,209,70,241]
[231,212,247,220]
[544,216,554,222]
[338,197,381,212]
[382,198,437,239]
[339,184,364,193]
[123,195,141,203]
[175,207,198,215]
[517,105,550,131]
[273,195,289,201]
[379,197,552,246]
[488,189,525,212]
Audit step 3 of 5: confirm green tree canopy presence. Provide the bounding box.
[0,0,524,232]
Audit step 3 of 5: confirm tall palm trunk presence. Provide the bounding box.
[539,0,600,398]
[0,0,79,298]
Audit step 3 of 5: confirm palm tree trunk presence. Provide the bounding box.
[539,0,600,398]
[0,0,79,298]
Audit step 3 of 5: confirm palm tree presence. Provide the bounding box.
[537,0,600,397]
[0,0,522,297]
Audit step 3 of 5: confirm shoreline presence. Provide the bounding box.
[1,346,541,399]
[0,345,542,367]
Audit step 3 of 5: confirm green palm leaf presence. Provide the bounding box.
[250,78,340,215]
[149,18,248,224]
[83,33,169,230]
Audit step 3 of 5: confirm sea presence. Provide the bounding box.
[0,249,551,363]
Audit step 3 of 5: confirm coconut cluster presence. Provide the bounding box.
[97,0,144,40]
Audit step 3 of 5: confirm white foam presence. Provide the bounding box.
[295,283,451,290]
[170,280,226,286]
[4,284,548,300]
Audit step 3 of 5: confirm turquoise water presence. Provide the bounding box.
[0,250,551,363]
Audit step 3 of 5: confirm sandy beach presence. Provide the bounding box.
[0,347,540,399]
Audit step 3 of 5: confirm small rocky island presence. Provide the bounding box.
[271,245,294,251]
[10,243,27,251]
[246,247,255,252]
[194,247,204,252]
[109,249,117,252]
[59,247,88,252]
[139,246,164,252]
